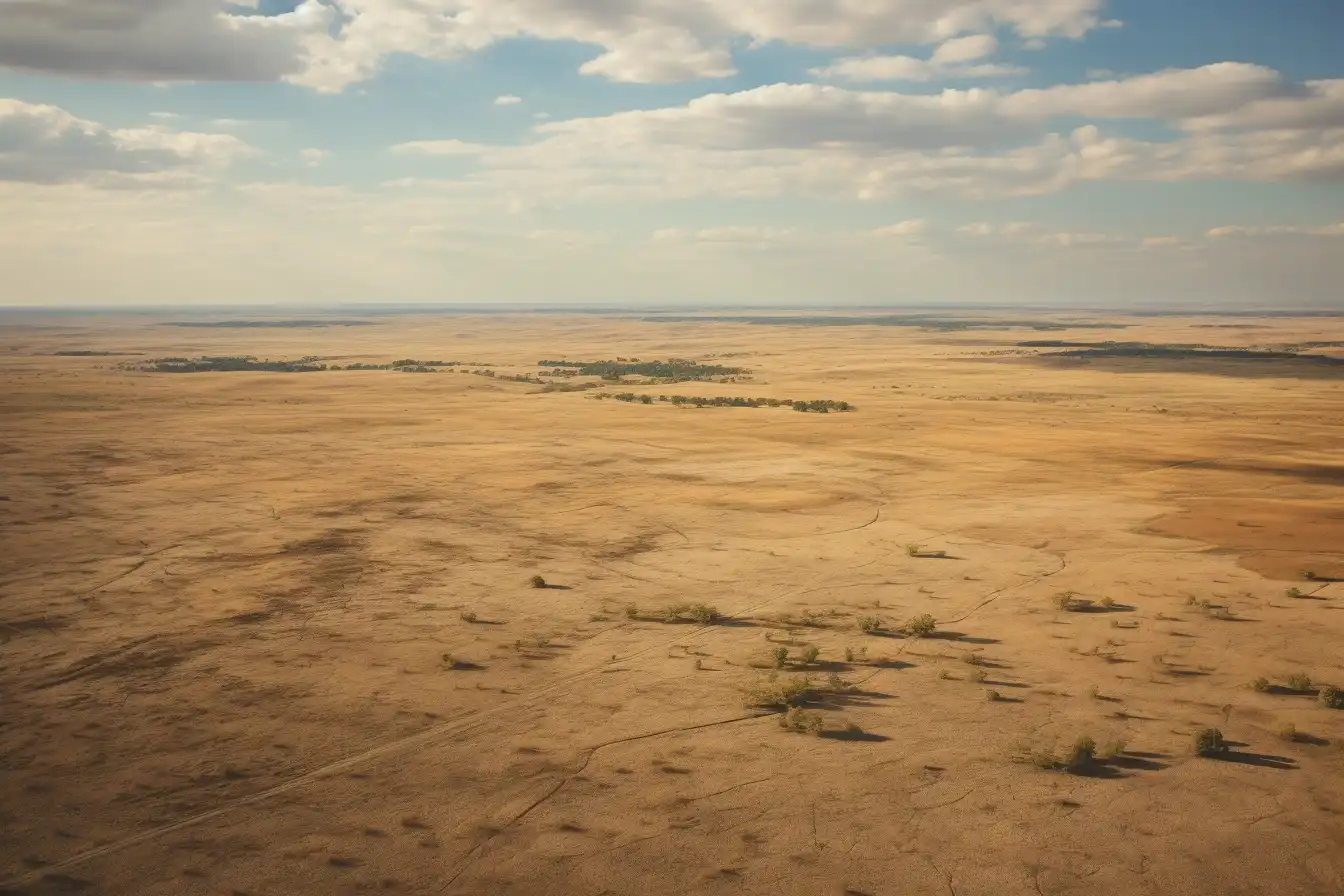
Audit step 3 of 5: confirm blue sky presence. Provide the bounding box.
[1,0,1341,307]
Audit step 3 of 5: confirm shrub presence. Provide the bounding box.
[1318,684,1343,709]
[844,646,868,664]
[1064,736,1096,772]
[962,652,985,666]
[1287,673,1313,692]
[529,575,547,589]
[690,603,720,624]
[664,602,721,624]
[1251,677,1270,692]
[905,614,937,638]
[825,672,852,693]
[1286,587,1303,598]
[1193,727,1228,757]
[746,673,815,709]
[844,721,863,734]
[905,543,921,557]
[1276,722,1298,742]
[985,689,1001,702]
[624,603,639,619]
[1101,738,1128,758]
[441,652,463,670]
[1303,570,1318,581]
[459,611,478,623]
[780,707,824,735]
[938,669,954,680]
[799,645,821,665]
[771,646,790,669]
[970,669,988,683]
[1053,592,1077,611]
[856,615,882,634]
[1099,596,1116,609]
[1088,685,1101,700]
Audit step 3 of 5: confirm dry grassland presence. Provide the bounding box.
[1,311,1342,895]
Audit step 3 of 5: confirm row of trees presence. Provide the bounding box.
[537,358,749,380]
[129,356,327,373]
[594,392,852,412]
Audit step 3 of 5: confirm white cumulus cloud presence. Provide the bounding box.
[0,0,1109,90]
[0,98,255,185]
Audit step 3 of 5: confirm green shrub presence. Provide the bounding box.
[799,645,821,665]
[779,707,824,735]
[1064,736,1096,772]
[1251,677,1270,692]
[1318,684,1343,709]
[985,689,1001,702]
[825,672,852,693]
[905,543,921,557]
[1287,673,1313,692]
[904,614,937,638]
[970,669,988,683]
[529,575,547,589]
[1053,592,1077,611]
[856,615,882,634]
[1286,587,1303,598]
[624,603,639,619]
[771,646,790,669]
[745,673,815,709]
[1276,722,1298,742]
[662,602,721,624]
[459,611,478,623]
[844,646,867,664]
[1193,727,1228,757]
[962,652,985,666]
[1101,738,1128,758]
[1099,596,1116,609]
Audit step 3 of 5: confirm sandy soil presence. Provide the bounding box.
[1,311,1342,896]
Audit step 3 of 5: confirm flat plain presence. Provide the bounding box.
[1,310,1342,896]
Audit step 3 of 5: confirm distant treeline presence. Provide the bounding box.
[1020,340,1209,349]
[643,315,1129,332]
[341,359,460,370]
[538,358,747,379]
[124,356,482,373]
[161,320,374,329]
[596,392,852,412]
[1034,343,1344,365]
[53,350,139,356]
[131,356,328,373]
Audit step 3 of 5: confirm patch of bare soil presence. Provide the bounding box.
[1150,497,1344,581]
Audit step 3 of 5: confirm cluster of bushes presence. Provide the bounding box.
[128,355,328,373]
[539,358,747,380]
[541,382,600,393]
[1015,735,1126,772]
[1252,674,1344,707]
[593,392,852,412]
[621,602,721,624]
[856,613,936,637]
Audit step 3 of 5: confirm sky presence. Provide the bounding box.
[1,0,1342,308]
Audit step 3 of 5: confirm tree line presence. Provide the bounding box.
[594,392,852,412]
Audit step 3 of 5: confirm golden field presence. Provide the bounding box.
[1,310,1342,896]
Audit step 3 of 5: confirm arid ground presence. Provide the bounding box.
[2,310,1342,896]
